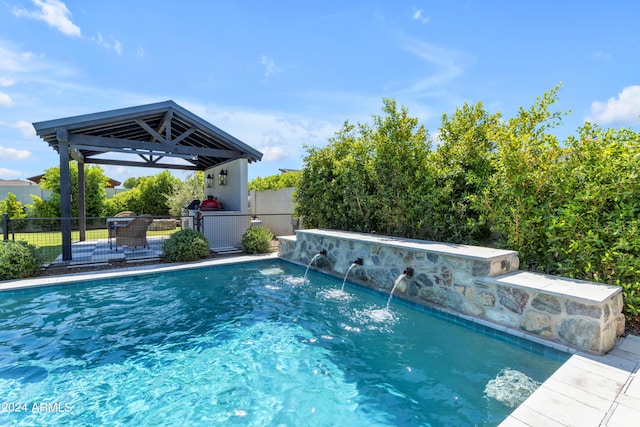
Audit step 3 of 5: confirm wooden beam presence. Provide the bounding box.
[85,158,200,171]
[165,109,173,141]
[69,147,84,162]
[56,128,69,143]
[77,162,86,241]
[59,142,72,261]
[173,126,196,145]
[135,119,166,143]
[67,133,245,159]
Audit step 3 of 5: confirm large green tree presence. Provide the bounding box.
[107,170,180,216]
[34,163,109,218]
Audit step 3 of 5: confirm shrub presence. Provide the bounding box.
[162,229,210,262]
[241,226,273,254]
[0,240,42,280]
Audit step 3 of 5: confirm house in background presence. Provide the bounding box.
[0,179,51,205]
[0,175,127,207]
[27,174,126,199]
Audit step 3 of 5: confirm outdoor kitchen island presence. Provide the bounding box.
[198,210,249,254]
[197,159,251,254]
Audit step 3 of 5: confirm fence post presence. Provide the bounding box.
[2,213,8,240]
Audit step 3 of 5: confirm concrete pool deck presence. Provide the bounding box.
[501,334,640,426]
[1,253,638,426]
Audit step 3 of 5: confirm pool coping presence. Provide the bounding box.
[1,252,638,426]
[0,253,280,292]
[500,335,640,426]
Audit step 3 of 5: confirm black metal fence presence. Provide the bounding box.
[1,212,296,266]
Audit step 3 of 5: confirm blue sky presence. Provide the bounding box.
[1,0,639,184]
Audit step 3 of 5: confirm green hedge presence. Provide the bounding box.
[162,229,210,262]
[295,89,640,321]
[241,226,273,254]
[0,240,42,280]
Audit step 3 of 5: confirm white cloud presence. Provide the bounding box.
[0,42,40,73]
[0,167,23,178]
[591,51,612,60]
[259,133,291,162]
[412,9,430,24]
[260,55,283,78]
[0,91,13,107]
[0,145,33,160]
[395,37,469,98]
[15,120,37,138]
[12,0,81,37]
[260,145,289,162]
[0,77,16,86]
[182,100,338,166]
[92,33,123,55]
[587,85,640,125]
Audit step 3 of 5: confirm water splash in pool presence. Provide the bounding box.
[484,368,541,408]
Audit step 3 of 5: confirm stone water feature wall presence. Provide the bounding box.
[278,229,625,355]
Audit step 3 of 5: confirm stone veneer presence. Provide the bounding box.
[278,229,625,355]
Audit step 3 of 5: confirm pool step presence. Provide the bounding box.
[212,246,243,255]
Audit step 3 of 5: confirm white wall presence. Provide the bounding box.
[204,158,248,213]
[0,185,52,205]
[249,187,295,216]
[248,187,296,236]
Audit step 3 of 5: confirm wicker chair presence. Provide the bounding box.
[108,211,136,238]
[114,214,153,250]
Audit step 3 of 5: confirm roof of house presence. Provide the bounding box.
[0,179,36,186]
[26,174,121,188]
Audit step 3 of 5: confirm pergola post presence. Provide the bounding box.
[78,161,86,241]
[58,141,72,261]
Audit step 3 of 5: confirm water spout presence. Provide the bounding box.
[340,258,363,291]
[303,250,327,282]
[386,268,414,309]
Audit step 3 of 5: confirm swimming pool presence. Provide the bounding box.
[0,259,568,426]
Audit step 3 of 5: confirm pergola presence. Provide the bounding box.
[33,100,262,261]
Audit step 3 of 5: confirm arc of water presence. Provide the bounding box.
[340,263,358,291]
[303,253,324,282]
[386,273,407,309]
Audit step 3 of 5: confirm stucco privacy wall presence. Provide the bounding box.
[278,229,625,355]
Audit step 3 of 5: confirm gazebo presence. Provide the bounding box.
[33,100,262,261]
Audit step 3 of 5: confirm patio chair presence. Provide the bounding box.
[114,214,153,250]
[108,211,136,239]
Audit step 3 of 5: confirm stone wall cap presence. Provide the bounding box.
[484,271,622,303]
[296,229,518,261]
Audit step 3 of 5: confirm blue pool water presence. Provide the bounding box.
[0,260,568,426]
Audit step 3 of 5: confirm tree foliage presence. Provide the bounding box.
[248,171,301,191]
[123,177,140,189]
[0,193,26,219]
[427,101,501,243]
[167,172,204,216]
[107,171,179,216]
[36,163,109,217]
[295,98,432,237]
[295,90,640,321]
[482,85,567,265]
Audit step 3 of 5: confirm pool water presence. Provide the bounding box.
[0,260,568,426]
